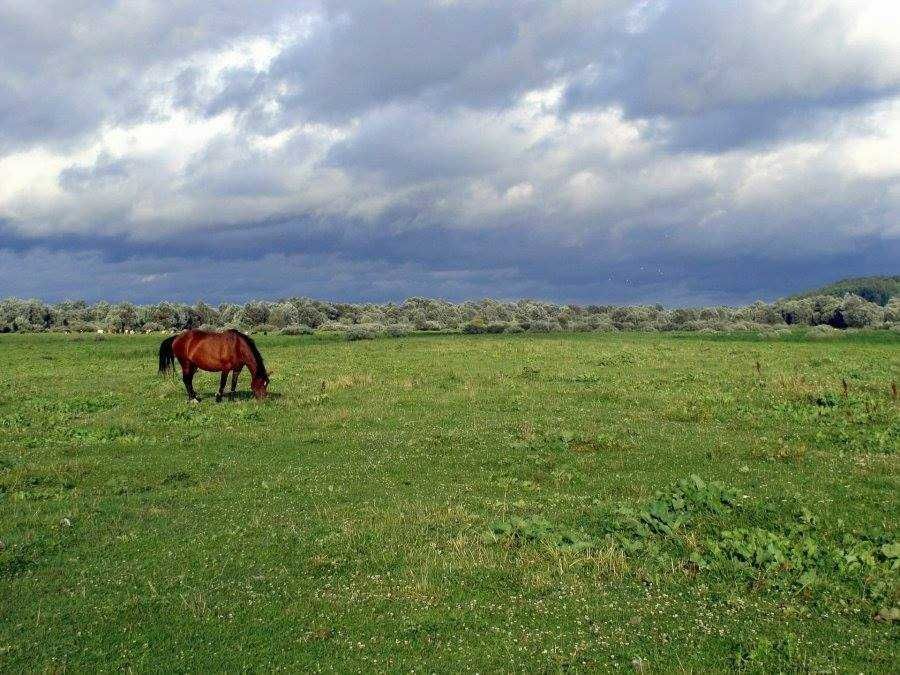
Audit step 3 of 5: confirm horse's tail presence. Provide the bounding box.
[158,336,176,374]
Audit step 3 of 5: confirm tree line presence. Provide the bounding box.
[1,293,898,336]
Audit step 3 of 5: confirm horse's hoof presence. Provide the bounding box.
[215,394,223,403]
[189,397,201,404]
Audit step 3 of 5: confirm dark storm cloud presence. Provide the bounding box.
[0,1,898,303]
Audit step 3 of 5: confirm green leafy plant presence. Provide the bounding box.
[609,475,738,540]
[487,516,594,552]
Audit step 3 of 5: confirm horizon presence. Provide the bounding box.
[1,2,898,305]
[3,272,897,311]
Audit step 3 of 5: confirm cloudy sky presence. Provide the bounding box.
[1,1,898,305]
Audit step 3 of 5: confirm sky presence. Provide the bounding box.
[0,0,898,306]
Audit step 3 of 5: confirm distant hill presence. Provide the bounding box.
[790,275,900,306]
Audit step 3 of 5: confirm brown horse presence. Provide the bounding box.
[159,329,270,402]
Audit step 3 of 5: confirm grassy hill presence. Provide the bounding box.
[790,275,900,305]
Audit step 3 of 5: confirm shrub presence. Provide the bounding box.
[385,324,413,337]
[462,318,487,334]
[883,298,900,323]
[251,323,276,334]
[778,299,814,325]
[68,319,96,333]
[268,303,299,328]
[527,320,557,333]
[420,320,443,332]
[295,305,326,328]
[834,294,884,328]
[346,323,384,341]
[317,321,348,332]
[589,315,615,331]
[807,324,841,339]
[279,324,314,335]
[810,295,842,326]
[503,323,524,334]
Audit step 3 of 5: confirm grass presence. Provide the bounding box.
[0,330,898,671]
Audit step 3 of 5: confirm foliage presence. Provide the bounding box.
[277,324,314,336]
[345,324,382,340]
[2,287,897,335]
[487,516,593,552]
[790,275,900,306]
[384,323,414,338]
[610,475,738,540]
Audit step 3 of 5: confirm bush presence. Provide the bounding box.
[833,294,884,328]
[268,303,299,328]
[294,305,325,328]
[68,319,96,333]
[346,324,381,341]
[462,319,487,334]
[317,321,348,332]
[279,324,314,335]
[251,323,276,334]
[503,323,524,334]
[723,320,781,333]
[810,295,842,326]
[589,315,615,331]
[761,328,792,340]
[883,298,900,323]
[527,320,557,333]
[385,324,413,337]
[778,299,814,325]
[807,324,841,339]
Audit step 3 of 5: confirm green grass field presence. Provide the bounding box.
[1,331,898,672]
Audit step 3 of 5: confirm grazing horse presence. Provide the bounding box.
[159,329,270,402]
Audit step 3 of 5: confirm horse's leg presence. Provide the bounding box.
[182,363,200,402]
[216,371,228,402]
[230,366,242,397]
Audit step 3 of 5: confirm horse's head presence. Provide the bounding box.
[251,367,273,399]
[251,374,270,399]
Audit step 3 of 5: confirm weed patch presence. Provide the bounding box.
[486,516,593,552]
[162,471,196,487]
[488,474,899,622]
[609,475,737,540]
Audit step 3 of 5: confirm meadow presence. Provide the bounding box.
[0,331,897,672]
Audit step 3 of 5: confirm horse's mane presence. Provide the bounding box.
[232,330,267,378]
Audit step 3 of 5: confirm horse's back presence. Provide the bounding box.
[173,329,242,371]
